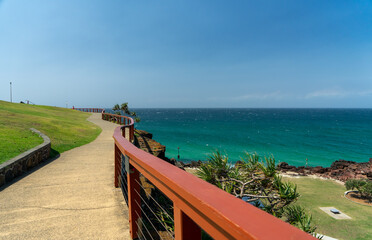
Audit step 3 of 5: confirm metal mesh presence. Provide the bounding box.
[119,154,175,240]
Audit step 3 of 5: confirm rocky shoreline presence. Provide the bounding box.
[172,159,372,183]
[277,159,372,182]
[135,129,372,182]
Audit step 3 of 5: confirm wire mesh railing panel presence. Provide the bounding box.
[120,153,129,205]
[113,123,317,240]
[136,174,174,240]
[119,153,175,239]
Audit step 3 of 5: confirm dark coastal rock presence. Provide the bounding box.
[175,161,185,170]
[134,129,190,171]
[277,162,289,169]
[190,161,201,168]
[330,160,356,170]
[134,130,166,159]
[135,129,153,139]
[313,166,326,174]
[165,158,176,165]
[175,160,204,169]
[277,159,372,182]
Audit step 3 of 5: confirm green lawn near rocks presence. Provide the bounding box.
[0,101,101,164]
[283,177,372,240]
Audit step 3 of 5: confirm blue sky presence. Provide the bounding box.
[0,0,371,108]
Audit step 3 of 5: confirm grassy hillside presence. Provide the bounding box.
[0,101,101,164]
[284,177,372,240]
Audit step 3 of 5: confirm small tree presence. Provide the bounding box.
[285,205,317,234]
[112,104,121,115]
[121,103,130,115]
[112,103,141,123]
[197,151,318,235]
[346,179,372,202]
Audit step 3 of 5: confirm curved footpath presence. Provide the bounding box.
[0,113,130,239]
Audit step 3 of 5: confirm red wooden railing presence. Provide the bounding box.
[73,107,105,113]
[102,113,135,144]
[73,107,134,142]
[75,107,315,239]
[112,118,316,240]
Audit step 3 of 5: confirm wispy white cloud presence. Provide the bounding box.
[208,91,287,102]
[208,89,372,103]
[358,90,372,96]
[233,91,285,101]
[305,89,348,98]
[305,89,372,99]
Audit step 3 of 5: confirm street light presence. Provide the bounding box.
[10,82,12,103]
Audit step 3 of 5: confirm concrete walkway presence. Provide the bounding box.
[0,114,130,239]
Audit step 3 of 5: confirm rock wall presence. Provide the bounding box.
[0,128,51,187]
[134,129,166,159]
[134,129,204,169]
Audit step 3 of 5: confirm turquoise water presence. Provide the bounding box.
[127,109,372,167]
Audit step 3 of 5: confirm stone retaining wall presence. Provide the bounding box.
[0,128,51,187]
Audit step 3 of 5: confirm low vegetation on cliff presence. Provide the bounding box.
[345,179,372,202]
[0,101,101,163]
[196,151,318,236]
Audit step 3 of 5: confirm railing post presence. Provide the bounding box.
[174,205,201,240]
[121,127,126,138]
[128,163,141,239]
[114,144,121,188]
[130,125,134,142]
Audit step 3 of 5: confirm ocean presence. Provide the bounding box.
[120,108,372,167]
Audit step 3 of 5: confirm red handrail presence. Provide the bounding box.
[73,107,134,141]
[73,108,105,113]
[113,125,316,240]
[102,113,134,142]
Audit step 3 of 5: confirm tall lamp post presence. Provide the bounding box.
[10,82,12,103]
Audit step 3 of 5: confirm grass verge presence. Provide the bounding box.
[283,177,372,240]
[0,101,101,164]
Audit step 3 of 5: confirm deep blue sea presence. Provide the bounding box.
[116,108,372,167]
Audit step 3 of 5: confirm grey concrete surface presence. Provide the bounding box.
[319,207,352,220]
[0,114,130,240]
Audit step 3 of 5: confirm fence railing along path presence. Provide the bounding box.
[72,107,104,113]
[75,108,316,240]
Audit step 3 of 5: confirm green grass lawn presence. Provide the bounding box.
[0,100,101,164]
[284,177,372,240]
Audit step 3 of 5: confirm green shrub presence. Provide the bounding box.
[345,179,372,201]
[197,151,317,235]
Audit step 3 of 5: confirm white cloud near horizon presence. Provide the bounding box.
[233,91,285,101]
[305,89,372,99]
[208,88,372,104]
[208,91,287,102]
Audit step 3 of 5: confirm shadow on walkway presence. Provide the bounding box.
[0,149,60,192]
